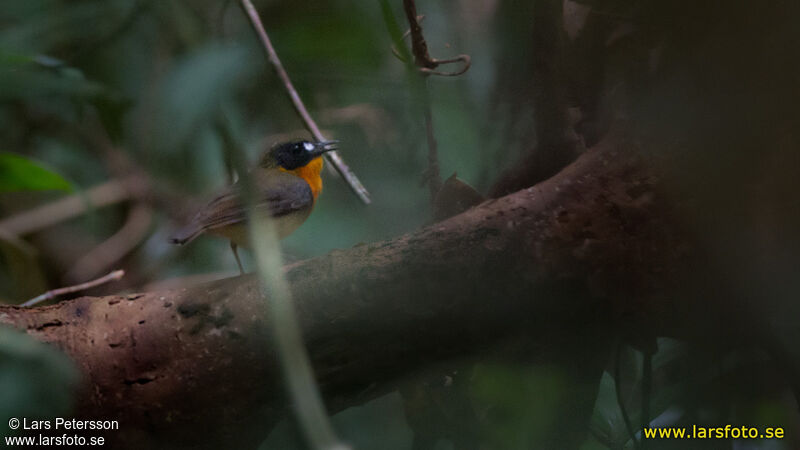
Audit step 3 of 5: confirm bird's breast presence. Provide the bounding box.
[286,157,324,200]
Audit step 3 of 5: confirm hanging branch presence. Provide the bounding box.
[401,0,471,77]
[238,0,370,205]
[389,0,471,202]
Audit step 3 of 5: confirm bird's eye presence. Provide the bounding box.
[292,144,303,154]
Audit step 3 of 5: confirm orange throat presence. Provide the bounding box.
[287,157,324,201]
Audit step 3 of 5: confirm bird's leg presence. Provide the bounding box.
[230,242,244,275]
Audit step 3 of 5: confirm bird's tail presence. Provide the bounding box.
[169,224,202,245]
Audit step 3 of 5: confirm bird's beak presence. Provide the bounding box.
[310,140,339,158]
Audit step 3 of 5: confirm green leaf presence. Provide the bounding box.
[469,363,567,449]
[588,371,631,449]
[0,152,72,192]
[378,0,412,64]
[0,326,79,425]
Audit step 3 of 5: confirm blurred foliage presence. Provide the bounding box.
[0,0,498,284]
[0,326,78,428]
[261,393,412,450]
[0,0,798,449]
[469,364,568,448]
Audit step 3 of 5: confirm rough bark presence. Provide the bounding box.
[0,132,686,449]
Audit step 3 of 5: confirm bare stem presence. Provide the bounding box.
[21,270,125,307]
[401,0,443,201]
[0,179,132,237]
[422,88,442,199]
[219,112,348,450]
[238,0,370,205]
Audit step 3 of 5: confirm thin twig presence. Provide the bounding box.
[21,270,125,307]
[400,0,444,200]
[421,95,442,198]
[239,0,370,205]
[418,54,471,77]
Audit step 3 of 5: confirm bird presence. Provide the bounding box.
[169,139,338,272]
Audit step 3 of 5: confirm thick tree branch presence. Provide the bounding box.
[0,133,687,449]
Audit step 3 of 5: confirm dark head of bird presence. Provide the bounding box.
[260,140,338,170]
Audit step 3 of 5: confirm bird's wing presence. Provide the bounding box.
[190,171,313,232]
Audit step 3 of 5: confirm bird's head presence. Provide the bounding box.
[259,140,338,170]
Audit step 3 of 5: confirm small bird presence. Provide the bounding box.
[169,139,338,272]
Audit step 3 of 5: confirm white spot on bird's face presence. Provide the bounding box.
[303,142,315,151]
